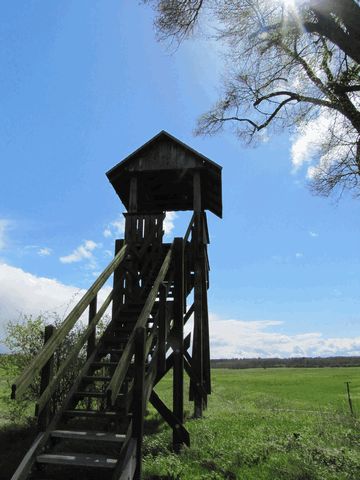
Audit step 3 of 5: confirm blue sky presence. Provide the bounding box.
[1,1,360,357]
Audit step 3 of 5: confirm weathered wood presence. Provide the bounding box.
[106,246,173,407]
[87,295,97,359]
[193,171,202,212]
[38,325,55,431]
[201,248,211,395]
[35,290,113,416]
[184,213,195,243]
[12,244,127,400]
[184,303,194,324]
[118,438,137,480]
[112,239,125,322]
[157,283,167,375]
[36,453,117,469]
[50,430,126,443]
[192,212,204,417]
[133,327,145,480]
[184,352,207,398]
[10,433,44,480]
[129,176,138,213]
[173,238,184,451]
[150,391,190,447]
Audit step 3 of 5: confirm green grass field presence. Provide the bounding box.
[143,368,360,479]
[1,363,360,479]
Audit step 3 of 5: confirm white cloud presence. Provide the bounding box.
[164,211,177,237]
[0,219,11,250]
[209,314,360,358]
[38,247,52,256]
[295,252,303,258]
[0,263,111,351]
[309,231,319,238]
[60,240,99,264]
[291,113,332,172]
[103,216,125,239]
[0,263,84,330]
[291,107,358,182]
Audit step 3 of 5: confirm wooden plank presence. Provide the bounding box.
[10,433,44,480]
[50,430,126,443]
[184,353,207,398]
[37,325,55,431]
[112,239,125,323]
[173,237,184,451]
[106,246,173,406]
[184,213,195,243]
[132,327,145,480]
[12,244,127,400]
[36,453,118,469]
[157,284,167,375]
[201,248,211,396]
[63,409,121,419]
[149,391,190,447]
[118,438,137,480]
[87,295,97,359]
[35,290,113,416]
[193,171,202,212]
[129,176,138,213]
[191,212,204,417]
[184,303,194,324]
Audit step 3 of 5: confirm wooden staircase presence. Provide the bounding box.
[10,213,211,480]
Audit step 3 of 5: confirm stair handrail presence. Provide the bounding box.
[11,244,128,400]
[34,289,114,416]
[106,244,173,407]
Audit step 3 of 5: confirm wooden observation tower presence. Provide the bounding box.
[10,131,222,480]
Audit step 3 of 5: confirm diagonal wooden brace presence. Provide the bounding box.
[149,391,190,448]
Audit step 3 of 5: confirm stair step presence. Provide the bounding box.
[100,348,124,355]
[91,362,118,368]
[36,453,117,469]
[83,376,111,382]
[63,410,121,419]
[75,391,106,398]
[51,430,126,443]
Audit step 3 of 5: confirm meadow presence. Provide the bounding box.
[144,367,360,479]
[1,360,359,479]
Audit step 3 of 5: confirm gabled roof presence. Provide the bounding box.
[106,130,222,217]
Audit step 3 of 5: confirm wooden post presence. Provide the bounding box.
[201,248,211,397]
[112,239,125,322]
[37,325,55,431]
[158,283,167,375]
[133,327,145,480]
[173,238,184,451]
[192,171,204,417]
[87,295,97,360]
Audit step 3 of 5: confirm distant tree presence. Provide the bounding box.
[145,0,360,197]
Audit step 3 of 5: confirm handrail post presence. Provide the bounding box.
[173,237,184,451]
[37,325,55,432]
[132,327,145,480]
[87,294,97,359]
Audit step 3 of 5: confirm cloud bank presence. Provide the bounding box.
[209,314,360,358]
[1,264,359,358]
